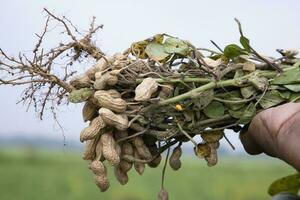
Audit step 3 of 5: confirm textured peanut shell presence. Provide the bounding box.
[114,130,128,140]
[205,143,218,167]
[80,116,106,142]
[99,108,128,130]
[82,101,98,122]
[134,77,158,101]
[122,142,134,156]
[133,151,145,175]
[133,137,152,160]
[95,139,105,161]
[119,160,133,172]
[85,66,98,80]
[89,160,106,175]
[158,188,169,200]
[69,73,91,89]
[169,146,182,171]
[94,175,110,192]
[94,89,121,100]
[100,132,120,166]
[94,57,109,72]
[82,137,99,160]
[158,85,174,99]
[94,73,118,90]
[95,92,126,113]
[148,155,162,168]
[114,165,129,185]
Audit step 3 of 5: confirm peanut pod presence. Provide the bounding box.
[100,131,120,166]
[114,165,129,185]
[133,150,145,175]
[82,137,99,160]
[205,142,218,167]
[158,85,174,99]
[94,175,110,192]
[133,136,152,160]
[94,72,118,90]
[147,155,162,168]
[94,89,121,99]
[169,146,182,171]
[89,160,106,176]
[99,108,128,130]
[158,188,169,200]
[82,101,98,122]
[134,77,158,101]
[80,116,106,142]
[94,91,126,113]
[69,73,91,89]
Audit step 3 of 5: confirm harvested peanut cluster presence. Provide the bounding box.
[1,11,299,199]
[67,33,300,196]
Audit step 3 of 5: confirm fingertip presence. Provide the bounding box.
[240,131,264,155]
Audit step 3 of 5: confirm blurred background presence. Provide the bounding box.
[0,0,299,199]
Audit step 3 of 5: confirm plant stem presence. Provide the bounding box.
[159,66,298,105]
[136,77,212,84]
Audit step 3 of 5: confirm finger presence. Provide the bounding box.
[240,128,263,155]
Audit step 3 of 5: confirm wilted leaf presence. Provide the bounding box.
[68,88,93,103]
[224,44,247,59]
[241,86,257,99]
[268,173,300,196]
[145,42,169,61]
[193,90,214,109]
[240,36,251,52]
[203,58,222,68]
[249,74,269,91]
[203,101,225,119]
[164,37,189,56]
[243,61,256,71]
[284,84,300,92]
[195,143,211,158]
[272,68,300,84]
[131,41,149,59]
[257,90,285,109]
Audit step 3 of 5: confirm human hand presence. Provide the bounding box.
[240,103,300,170]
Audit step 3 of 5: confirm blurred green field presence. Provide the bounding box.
[0,149,295,200]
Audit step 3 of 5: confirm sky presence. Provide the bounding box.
[0,0,299,152]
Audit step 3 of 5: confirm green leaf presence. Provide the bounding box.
[257,90,285,109]
[241,86,257,99]
[164,37,189,56]
[228,102,256,123]
[203,101,225,119]
[268,173,300,196]
[290,92,300,102]
[224,44,247,59]
[292,59,300,67]
[240,103,256,123]
[284,84,300,92]
[234,69,245,78]
[272,68,300,84]
[240,36,251,52]
[278,91,291,99]
[228,108,244,119]
[225,100,245,111]
[145,42,169,61]
[68,88,93,103]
